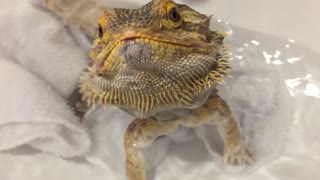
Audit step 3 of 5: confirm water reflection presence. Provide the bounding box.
[287,57,301,63]
[288,39,295,43]
[263,51,272,64]
[251,40,260,46]
[305,83,320,98]
[285,74,320,98]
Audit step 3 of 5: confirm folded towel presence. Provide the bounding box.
[0,0,89,97]
[0,59,90,157]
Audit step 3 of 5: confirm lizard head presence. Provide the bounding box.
[81,0,230,117]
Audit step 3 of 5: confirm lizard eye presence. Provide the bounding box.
[98,24,103,38]
[169,8,180,22]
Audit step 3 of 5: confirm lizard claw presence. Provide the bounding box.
[223,144,254,166]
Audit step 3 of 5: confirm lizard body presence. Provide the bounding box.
[43,0,254,179]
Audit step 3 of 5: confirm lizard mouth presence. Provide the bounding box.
[94,30,210,73]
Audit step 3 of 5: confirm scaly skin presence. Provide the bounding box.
[43,0,254,179]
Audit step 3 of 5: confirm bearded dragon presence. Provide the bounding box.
[43,0,254,179]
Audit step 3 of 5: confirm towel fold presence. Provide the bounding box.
[0,0,89,97]
[0,59,90,157]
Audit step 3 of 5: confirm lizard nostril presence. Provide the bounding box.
[96,62,103,72]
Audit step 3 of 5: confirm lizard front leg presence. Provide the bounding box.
[178,93,254,165]
[124,117,179,180]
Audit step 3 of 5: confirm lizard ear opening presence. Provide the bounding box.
[98,24,104,38]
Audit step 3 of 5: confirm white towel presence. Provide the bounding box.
[0,0,89,97]
[0,0,91,158]
[0,59,90,157]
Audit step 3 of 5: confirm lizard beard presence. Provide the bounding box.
[80,40,230,117]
